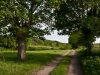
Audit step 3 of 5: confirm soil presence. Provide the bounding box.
[67,50,83,75]
[32,50,84,75]
[33,50,70,75]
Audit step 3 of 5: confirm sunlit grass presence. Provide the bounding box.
[50,50,73,75]
[0,50,68,75]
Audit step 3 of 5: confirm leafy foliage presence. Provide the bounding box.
[0,35,17,49]
[69,31,82,49]
[77,47,100,75]
[27,37,72,50]
[0,0,67,61]
[53,0,100,55]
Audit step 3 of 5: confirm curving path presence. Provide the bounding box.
[33,50,70,75]
[32,50,83,75]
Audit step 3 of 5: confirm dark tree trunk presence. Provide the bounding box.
[86,43,92,55]
[81,28,94,56]
[17,33,26,61]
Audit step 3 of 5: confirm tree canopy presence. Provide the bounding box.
[53,0,100,55]
[0,0,67,61]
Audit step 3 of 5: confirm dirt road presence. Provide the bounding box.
[67,50,83,75]
[32,50,83,75]
[33,50,70,75]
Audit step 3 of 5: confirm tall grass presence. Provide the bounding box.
[0,50,68,75]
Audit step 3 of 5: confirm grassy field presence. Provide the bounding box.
[50,51,73,75]
[0,50,68,75]
[77,45,100,75]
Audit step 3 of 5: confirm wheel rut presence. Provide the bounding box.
[67,50,83,75]
[33,50,70,75]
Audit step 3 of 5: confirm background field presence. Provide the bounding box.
[0,50,68,75]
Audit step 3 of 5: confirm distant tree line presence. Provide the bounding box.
[0,36,71,50]
[0,35,17,49]
[27,37,72,50]
[53,0,100,55]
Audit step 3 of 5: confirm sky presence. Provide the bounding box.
[44,30,69,43]
[45,31,100,43]
[95,38,100,43]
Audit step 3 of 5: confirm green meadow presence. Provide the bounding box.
[0,50,68,75]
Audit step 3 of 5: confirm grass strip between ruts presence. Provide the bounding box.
[50,50,73,75]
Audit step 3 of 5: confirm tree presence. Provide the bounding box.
[0,35,17,48]
[53,0,100,55]
[69,31,82,49]
[0,0,67,61]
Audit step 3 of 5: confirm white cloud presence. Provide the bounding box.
[45,30,68,43]
[94,38,100,43]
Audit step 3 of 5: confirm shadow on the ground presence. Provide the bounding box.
[0,51,63,66]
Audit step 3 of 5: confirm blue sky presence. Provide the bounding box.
[45,31,100,43]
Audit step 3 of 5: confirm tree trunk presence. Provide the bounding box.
[17,33,26,61]
[86,43,92,55]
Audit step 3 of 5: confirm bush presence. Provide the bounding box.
[28,46,52,51]
[0,36,17,49]
[77,49,100,75]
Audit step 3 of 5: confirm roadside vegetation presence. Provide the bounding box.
[0,35,71,75]
[1,0,100,74]
[0,50,68,75]
[0,36,71,51]
[77,44,100,75]
[50,51,73,75]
